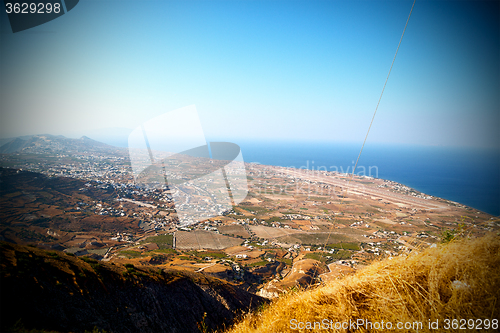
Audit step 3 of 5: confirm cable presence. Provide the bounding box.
[353,0,416,175]
[307,0,416,288]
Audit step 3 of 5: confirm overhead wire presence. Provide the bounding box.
[307,0,416,288]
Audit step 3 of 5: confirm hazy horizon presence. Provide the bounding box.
[3,128,500,152]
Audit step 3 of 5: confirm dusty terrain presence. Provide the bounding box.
[1,158,498,298]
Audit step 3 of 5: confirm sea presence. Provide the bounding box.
[234,140,500,217]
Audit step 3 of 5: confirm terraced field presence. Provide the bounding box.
[249,225,302,239]
[175,230,243,250]
[275,232,355,246]
[218,224,251,238]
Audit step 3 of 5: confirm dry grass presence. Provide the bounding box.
[224,234,500,332]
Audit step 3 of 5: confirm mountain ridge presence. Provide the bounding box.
[0,134,118,154]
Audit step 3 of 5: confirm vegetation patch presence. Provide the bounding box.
[153,248,178,255]
[238,206,269,214]
[277,233,353,246]
[265,216,285,223]
[326,242,360,251]
[304,253,330,263]
[119,250,142,258]
[279,258,292,265]
[141,234,173,249]
[247,260,268,267]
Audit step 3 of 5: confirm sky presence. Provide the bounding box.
[0,0,499,149]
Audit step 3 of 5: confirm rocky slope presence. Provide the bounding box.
[0,241,267,333]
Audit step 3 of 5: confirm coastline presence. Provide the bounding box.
[238,141,500,216]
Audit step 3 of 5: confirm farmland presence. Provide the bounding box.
[1,152,499,300]
[175,230,243,250]
[218,224,251,238]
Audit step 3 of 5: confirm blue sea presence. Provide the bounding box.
[235,140,500,217]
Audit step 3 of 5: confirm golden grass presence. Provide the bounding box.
[225,234,500,332]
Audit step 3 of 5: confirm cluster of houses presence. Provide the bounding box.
[378,180,433,200]
[350,221,369,228]
[110,232,135,242]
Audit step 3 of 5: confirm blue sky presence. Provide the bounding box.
[0,0,498,148]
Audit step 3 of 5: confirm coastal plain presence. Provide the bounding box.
[0,135,498,298]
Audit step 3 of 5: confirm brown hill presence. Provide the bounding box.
[0,241,267,333]
[0,134,116,154]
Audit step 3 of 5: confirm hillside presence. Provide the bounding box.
[0,135,116,154]
[0,242,267,333]
[224,234,500,333]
